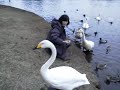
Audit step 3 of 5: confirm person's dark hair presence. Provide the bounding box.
[58,14,70,25]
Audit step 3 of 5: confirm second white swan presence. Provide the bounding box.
[82,32,95,51]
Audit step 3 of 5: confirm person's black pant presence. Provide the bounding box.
[56,43,70,59]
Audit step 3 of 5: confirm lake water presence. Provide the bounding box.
[0,0,120,90]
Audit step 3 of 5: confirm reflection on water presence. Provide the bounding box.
[0,0,120,90]
[84,51,94,63]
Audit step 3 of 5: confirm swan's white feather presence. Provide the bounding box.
[83,40,94,50]
[46,66,89,89]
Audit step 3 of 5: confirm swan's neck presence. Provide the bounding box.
[83,33,86,42]
[41,45,56,73]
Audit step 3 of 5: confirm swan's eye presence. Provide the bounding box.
[40,43,44,45]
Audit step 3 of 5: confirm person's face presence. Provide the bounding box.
[62,21,68,27]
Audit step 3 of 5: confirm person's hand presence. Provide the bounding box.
[63,39,71,44]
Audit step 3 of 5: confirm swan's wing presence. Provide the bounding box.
[84,40,94,49]
[46,66,89,88]
[88,41,94,47]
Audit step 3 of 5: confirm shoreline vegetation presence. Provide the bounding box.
[0,5,99,90]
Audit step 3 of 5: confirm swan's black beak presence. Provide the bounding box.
[33,47,37,50]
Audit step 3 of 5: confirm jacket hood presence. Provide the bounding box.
[51,19,62,29]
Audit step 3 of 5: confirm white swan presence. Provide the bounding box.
[36,40,90,90]
[82,18,90,29]
[95,14,102,21]
[82,32,94,51]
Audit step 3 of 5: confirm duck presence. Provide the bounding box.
[83,14,86,18]
[95,63,107,71]
[82,18,90,30]
[107,17,114,25]
[99,38,107,44]
[95,14,102,22]
[35,40,90,90]
[106,45,111,54]
[106,75,120,82]
[75,28,84,39]
[64,11,66,13]
[76,9,79,11]
[80,20,84,23]
[108,21,113,25]
[94,32,98,36]
[82,32,94,51]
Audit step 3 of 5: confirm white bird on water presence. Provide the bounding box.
[82,32,95,51]
[35,40,90,90]
[82,18,90,30]
[95,14,102,22]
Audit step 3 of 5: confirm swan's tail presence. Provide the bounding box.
[82,74,90,85]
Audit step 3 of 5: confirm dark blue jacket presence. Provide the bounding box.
[47,19,69,57]
[47,19,66,45]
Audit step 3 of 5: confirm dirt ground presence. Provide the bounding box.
[0,5,99,90]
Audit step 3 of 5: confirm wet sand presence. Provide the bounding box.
[0,5,99,90]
